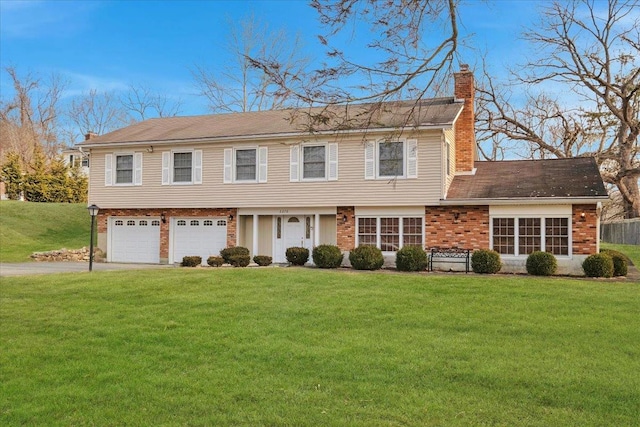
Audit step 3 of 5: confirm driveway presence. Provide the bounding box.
[0,262,173,277]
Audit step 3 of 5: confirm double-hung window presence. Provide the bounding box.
[290,143,338,181]
[492,217,569,256]
[162,150,203,185]
[357,217,424,252]
[364,139,417,179]
[105,152,142,186]
[223,147,267,183]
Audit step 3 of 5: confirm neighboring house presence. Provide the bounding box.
[62,146,90,176]
[79,67,607,274]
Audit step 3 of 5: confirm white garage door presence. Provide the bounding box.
[109,218,161,263]
[172,218,227,265]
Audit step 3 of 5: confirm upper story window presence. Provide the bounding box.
[290,143,338,182]
[365,139,417,180]
[105,153,142,186]
[116,154,134,184]
[223,147,267,183]
[236,149,257,181]
[162,150,202,185]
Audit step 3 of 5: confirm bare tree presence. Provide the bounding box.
[192,15,309,113]
[248,0,458,127]
[121,84,183,121]
[476,0,640,218]
[66,89,130,140]
[0,67,67,167]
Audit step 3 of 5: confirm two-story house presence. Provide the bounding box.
[80,67,607,274]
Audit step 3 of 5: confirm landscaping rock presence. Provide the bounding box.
[30,247,92,262]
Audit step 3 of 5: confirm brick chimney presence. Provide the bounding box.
[84,132,98,141]
[454,65,475,172]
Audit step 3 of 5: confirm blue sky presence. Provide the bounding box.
[1,0,540,117]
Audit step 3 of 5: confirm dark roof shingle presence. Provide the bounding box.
[446,158,607,200]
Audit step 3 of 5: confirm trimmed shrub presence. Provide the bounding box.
[471,249,502,274]
[526,251,558,276]
[286,247,309,266]
[583,253,614,278]
[253,255,272,266]
[229,254,251,267]
[207,256,224,267]
[395,245,428,272]
[600,249,628,276]
[312,245,344,269]
[220,246,250,264]
[349,245,384,271]
[181,256,202,267]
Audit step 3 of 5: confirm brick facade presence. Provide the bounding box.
[97,208,237,260]
[336,206,355,250]
[454,66,475,173]
[572,204,598,255]
[425,205,490,250]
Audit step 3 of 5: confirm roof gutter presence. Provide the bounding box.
[76,123,455,149]
[439,196,609,206]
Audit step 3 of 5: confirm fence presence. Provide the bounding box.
[600,219,640,245]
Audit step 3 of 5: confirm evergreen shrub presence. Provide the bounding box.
[349,245,384,270]
[395,245,428,272]
[471,249,502,274]
[312,245,344,268]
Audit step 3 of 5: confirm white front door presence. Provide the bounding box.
[274,215,314,263]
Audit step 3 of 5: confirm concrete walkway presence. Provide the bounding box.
[0,262,173,277]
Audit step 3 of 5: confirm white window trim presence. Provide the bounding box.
[166,149,202,185]
[301,143,328,182]
[489,215,573,258]
[365,138,417,180]
[377,140,406,179]
[109,151,142,186]
[355,216,425,254]
[233,146,259,183]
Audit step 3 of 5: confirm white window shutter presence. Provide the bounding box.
[258,147,268,183]
[364,142,375,179]
[162,152,170,185]
[104,154,113,186]
[223,148,232,183]
[193,150,203,184]
[134,152,143,185]
[290,145,299,182]
[407,139,418,178]
[328,143,338,181]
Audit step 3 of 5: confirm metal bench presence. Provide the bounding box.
[429,248,471,273]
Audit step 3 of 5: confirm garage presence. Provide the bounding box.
[109,218,161,263]
[171,218,228,265]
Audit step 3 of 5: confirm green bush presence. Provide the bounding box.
[220,246,250,264]
[471,249,502,274]
[286,247,309,266]
[349,245,384,270]
[206,256,224,267]
[229,254,251,267]
[181,256,202,267]
[312,245,344,269]
[600,249,628,276]
[395,245,428,272]
[253,255,272,266]
[526,251,558,276]
[583,253,614,278]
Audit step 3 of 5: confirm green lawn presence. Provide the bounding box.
[1,268,638,426]
[0,201,90,262]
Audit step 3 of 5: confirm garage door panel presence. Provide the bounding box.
[173,218,227,265]
[110,218,160,263]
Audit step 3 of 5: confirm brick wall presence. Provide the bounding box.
[425,205,489,250]
[97,207,237,260]
[336,206,355,250]
[454,66,475,172]
[572,204,598,255]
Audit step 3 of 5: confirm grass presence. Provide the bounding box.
[601,242,640,266]
[0,201,89,262]
[1,268,638,426]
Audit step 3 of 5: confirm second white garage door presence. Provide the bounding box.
[171,218,228,265]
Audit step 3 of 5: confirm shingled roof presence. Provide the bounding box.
[78,98,463,145]
[445,158,607,202]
